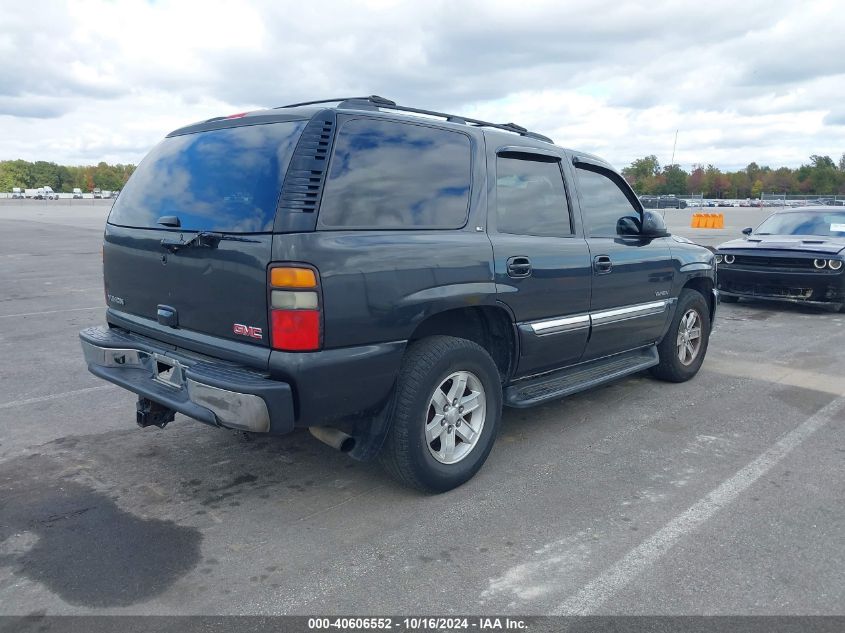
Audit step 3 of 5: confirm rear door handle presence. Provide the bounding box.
[594,255,613,274]
[507,256,532,278]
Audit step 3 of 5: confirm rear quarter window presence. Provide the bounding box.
[317,118,472,229]
[108,121,306,233]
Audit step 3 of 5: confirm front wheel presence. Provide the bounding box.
[379,336,502,493]
[650,288,711,383]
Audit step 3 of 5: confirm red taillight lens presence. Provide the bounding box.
[271,310,320,351]
[268,264,321,351]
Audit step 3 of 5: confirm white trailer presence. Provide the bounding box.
[25,187,59,200]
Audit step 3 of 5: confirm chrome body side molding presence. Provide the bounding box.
[528,299,671,335]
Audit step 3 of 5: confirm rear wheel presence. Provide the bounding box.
[379,336,502,493]
[651,288,711,383]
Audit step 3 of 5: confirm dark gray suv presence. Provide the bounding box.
[80,96,716,492]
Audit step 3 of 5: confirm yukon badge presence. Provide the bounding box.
[233,323,263,339]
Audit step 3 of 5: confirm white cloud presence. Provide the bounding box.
[0,0,844,170]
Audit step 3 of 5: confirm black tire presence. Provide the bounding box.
[720,294,739,303]
[650,288,711,383]
[379,335,502,493]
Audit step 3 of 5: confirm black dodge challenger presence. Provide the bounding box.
[716,207,845,312]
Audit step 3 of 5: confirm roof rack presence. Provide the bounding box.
[276,95,397,109]
[275,95,554,144]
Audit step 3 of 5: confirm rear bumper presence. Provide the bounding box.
[717,267,844,310]
[80,326,295,434]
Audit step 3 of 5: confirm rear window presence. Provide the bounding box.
[317,118,471,229]
[109,121,306,232]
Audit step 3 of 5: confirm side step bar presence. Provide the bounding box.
[505,346,659,408]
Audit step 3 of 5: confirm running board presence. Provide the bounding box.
[505,346,659,408]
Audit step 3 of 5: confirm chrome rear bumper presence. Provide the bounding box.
[80,326,295,434]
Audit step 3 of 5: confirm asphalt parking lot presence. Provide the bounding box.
[0,200,842,616]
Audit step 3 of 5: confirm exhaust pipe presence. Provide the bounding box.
[309,427,356,453]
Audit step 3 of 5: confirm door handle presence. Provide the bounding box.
[507,256,532,278]
[594,255,613,274]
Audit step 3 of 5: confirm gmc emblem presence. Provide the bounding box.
[233,323,263,339]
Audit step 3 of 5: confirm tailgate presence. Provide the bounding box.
[104,225,273,347]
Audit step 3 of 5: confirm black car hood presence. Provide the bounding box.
[718,235,845,255]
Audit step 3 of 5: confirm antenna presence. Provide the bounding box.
[663,129,679,220]
[670,129,678,166]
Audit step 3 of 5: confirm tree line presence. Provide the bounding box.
[0,160,136,193]
[622,154,845,198]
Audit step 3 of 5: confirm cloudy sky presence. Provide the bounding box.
[1,0,844,171]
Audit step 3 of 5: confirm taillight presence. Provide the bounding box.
[268,265,321,351]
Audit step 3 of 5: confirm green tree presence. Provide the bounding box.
[807,155,838,194]
[730,171,751,198]
[703,165,730,198]
[745,162,761,184]
[622,155,661,194]
[0,160,33,190]
[30,161,61,189]
[660,164,688,195]
[0,160,137,193]
[619,155,845,198]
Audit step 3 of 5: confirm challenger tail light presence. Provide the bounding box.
[269,266,320,351]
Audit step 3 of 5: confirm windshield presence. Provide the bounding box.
[109,121,306,232]
[755,211,845,237]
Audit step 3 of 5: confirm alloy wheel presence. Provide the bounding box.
[425,371,486,465]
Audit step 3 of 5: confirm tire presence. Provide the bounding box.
[650,288,711,383]
[379,335,502,493]
[720,294,739,303]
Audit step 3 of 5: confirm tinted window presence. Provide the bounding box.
[755,211,845,237]
[575,166,641,237]
[318,119,471,229]
[496,155,571,237]
[109,121,306,232]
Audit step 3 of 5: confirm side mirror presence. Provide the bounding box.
[640,210,670,238]
[742,227,753,236]
[616,216,641,236]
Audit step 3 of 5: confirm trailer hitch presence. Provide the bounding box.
[136,397,175,429]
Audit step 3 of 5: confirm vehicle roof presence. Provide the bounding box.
[165,99,612,169]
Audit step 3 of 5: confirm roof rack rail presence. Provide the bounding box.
[276,95,396,109]
[276,95,553,144]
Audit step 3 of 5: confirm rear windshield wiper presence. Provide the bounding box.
[160,231,259,253]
